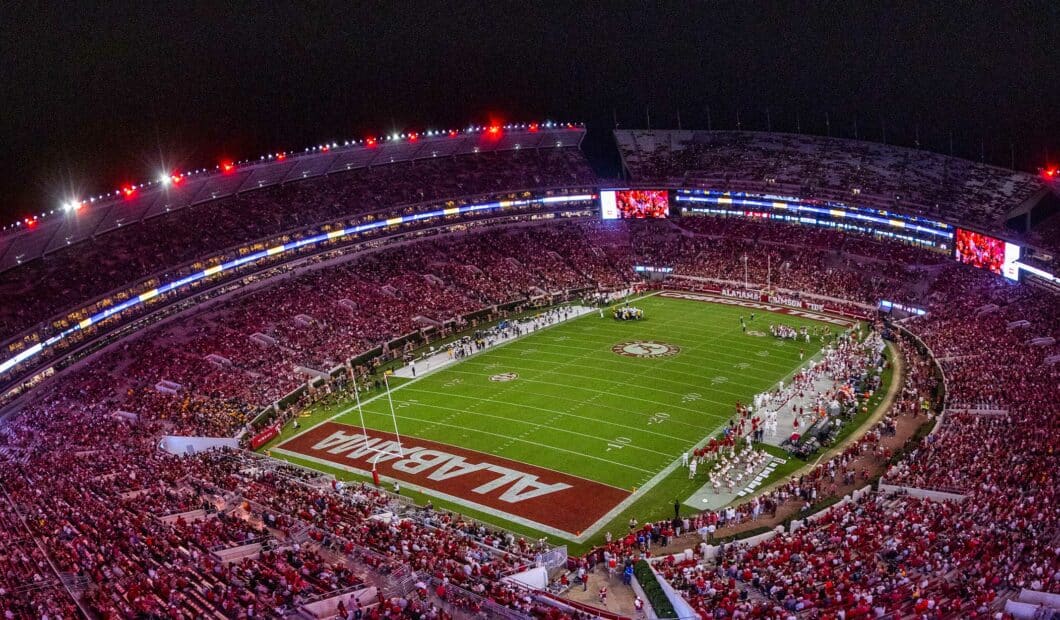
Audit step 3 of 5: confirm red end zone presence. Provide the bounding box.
[275,422,630,536]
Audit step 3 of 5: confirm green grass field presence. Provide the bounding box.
[267,293,849,549]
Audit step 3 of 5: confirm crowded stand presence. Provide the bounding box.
[0,394,577,619]
[0,146,595,344]
[1024,211,1060,263]
[616,130,1047,233]
[663,217,930,307]
[659,494,1019,618]
[0,133,1058,619]
[647,273,1060,617]
[22,222,631,435]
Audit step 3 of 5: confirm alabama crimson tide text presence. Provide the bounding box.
[277,422,630,535]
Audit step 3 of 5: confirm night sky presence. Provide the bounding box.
[2,1,1058,223]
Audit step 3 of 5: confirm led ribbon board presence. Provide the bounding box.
[675,190,954,240]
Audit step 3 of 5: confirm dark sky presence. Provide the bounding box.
[2,1,1059,223]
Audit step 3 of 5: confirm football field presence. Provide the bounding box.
[271,292,849,543]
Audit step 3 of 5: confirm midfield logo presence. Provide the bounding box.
[612,340,681,358]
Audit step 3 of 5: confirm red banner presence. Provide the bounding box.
[250,422,282,450]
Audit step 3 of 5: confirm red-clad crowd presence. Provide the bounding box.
[615,130,1045,233]
[648,265,1059,617]
[0,203,1057,619]
[0,147,595,343]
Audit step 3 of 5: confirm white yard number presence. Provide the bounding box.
[605,436,632,452]
[647,412,670,425]
[443,378,463,388]
[394,399,419,409]
[682,392,702,403]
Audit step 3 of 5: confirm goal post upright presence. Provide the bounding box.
[353,380,371,453]
[382,373,405,458]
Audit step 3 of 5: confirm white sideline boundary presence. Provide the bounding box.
[321,292,658,426]
[386,392,680,457]
[321,303,605,424]
[271,290,847,543]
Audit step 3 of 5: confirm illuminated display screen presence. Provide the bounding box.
[954,228,1010,276]
[879,300,926,316]
[674,189,954,241]
[1002,241,1021,281]
[601,190,669,219]
[617,190,669,218]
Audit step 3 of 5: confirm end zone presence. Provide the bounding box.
[274,422,631,539]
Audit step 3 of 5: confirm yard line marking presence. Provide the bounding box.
[523,333,801,364]
[507,337,808,373]
[352,407,656,475]
[465,350,795,381]
[445,363,771,404]
[408,375,728,427]
[319,306,599,425]
[400,398,674,457]
[386,389,708,447]
[423,371,733,413]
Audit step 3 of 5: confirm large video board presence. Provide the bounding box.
[600,190,669,220]
[954,228,1020,281]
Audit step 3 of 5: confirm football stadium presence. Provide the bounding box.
[1,6,1059,620]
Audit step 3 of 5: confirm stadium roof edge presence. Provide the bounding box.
[0,125,586,272]
[613,128,1039,177]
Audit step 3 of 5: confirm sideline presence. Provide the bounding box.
[268,290,867,544]
[310,291,661,431]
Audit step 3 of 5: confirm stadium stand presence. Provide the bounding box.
[0,138,593,344]
[0,130,1058,619]
[615,130,1048,234]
